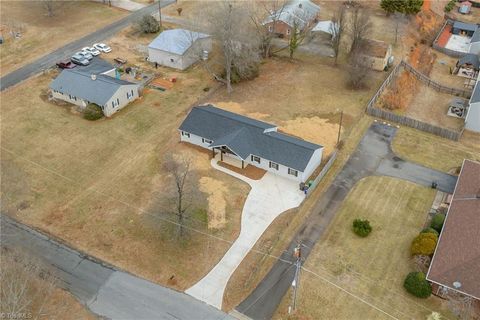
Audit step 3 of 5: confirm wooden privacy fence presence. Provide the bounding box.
[364,60,466,141]
[431,19,468,59]
[306,150,337,196]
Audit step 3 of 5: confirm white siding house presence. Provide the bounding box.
[50,59,139,117]
[148,29,212,70]
[179,106,324,183]
[469,29,480,55]
[465,78,480,132]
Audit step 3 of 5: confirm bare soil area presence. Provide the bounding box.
[0,1,127,76]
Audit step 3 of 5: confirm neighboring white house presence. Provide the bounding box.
[469,28,480,55]
[49,58,139,117]
[148,29,211,70]
[465,77,480,132]
[179,105,324,183]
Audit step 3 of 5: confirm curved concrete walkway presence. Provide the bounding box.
[186,159,305,308]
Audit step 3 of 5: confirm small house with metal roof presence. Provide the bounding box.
[179,105,324,182]
[148,29,211,70]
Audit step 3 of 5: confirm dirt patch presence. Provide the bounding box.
[215,101,271,121]
[199,176,227,230]
[218,162,266,180]
[280,116,341,156]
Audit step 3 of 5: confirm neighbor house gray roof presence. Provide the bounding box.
[453,21,478,33]
[470,78,480,104]
[148,29,210,55]
[77,58,116,74]
[458,53,480,69]
[472,28,480,43]
[50,69,135,106]
[179,105,323,172]
[263,0,320,30]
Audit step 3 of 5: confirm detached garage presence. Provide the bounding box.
[148,29,211,70]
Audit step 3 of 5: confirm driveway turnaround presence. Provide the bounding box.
[0,215,233,320]
[92,0,146,11]
[0,0,175,91]
[236,122,458,319]
[186,160,305,309]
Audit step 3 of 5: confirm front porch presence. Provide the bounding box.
[211,146,245,169]
[211,146,266,180]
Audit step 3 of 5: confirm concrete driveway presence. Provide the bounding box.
[186,159,304,309]
[92,0,146,11]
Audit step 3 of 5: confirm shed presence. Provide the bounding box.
[358,39,393,71]
[148,29,211,70]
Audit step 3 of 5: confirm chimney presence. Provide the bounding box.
[298,3,302,8]
[91,74,97,81]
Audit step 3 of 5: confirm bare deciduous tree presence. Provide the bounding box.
[346,48,371,90]
[331,5,346,65]
[348,7,372,55]
[162,155,197,239]
[41,0,61,17]
[0,248,64,319]
[202,0,261,93]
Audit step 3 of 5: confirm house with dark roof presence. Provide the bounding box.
[455,53,479,78]
[465,77,480,132]
[49,58,139,117]
[179,105,323,182]
[262,0,320,38]
[427,159,480,301]
[469,28,480,54]
[148,29,211,70]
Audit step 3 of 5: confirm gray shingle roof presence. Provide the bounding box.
[471,78,480,104]
[148,29,210,55]
[263,0,320,29]
[179,105,323,172]
[472,28,480,43]
[458,53,480,69]
[453,21,478,33]
[50,69,135,106]
[77,58,115,74]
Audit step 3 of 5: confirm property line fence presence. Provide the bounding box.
[365,60,466,141]
[432,19,469,58]
[306,150,337,196]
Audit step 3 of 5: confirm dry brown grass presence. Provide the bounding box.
[0,1,127,76]
[274,176,456,320]
[0,52,251,290]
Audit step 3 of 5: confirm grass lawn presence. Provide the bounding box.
[392,127,480,173]
[0,1,127,76]
[0,58,251,290]
[274,176,456,320]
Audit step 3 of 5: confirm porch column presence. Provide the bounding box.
[221,151,223,161]
[212,147,215,159]
[242,160,244,169]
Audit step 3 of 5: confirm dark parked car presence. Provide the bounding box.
[71,54,90,66]
[56,60,76,69]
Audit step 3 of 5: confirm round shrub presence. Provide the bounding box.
[411,232,438,256]
[137,14,160,33]
[430,213,446,232]
[420,227,439,237]
[403,272,432,298]
[83,103,103,121]
[352,219,372,237]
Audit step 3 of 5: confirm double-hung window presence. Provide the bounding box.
[251,155,261,164]
[288,168,298,177]
[182,131,190,138]
[202,138,212,144]
[269,161,279,170]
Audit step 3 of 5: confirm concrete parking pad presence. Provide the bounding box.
[186,159,305,309]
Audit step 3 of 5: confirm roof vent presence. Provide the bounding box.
[298,3,303,8]
[91,74,97,81]
[453,281,462,289]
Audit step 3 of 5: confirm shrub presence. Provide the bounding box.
[444,0,455,12]
[352,219,372,237]
[403,272,432,298]
[83,103,103,121]
[137,15,160,33]
[411,232,438,256]
[430,213,446,232]
[420,227,439,237]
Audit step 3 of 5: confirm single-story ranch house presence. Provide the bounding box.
[179,105,323,183]
[50,58,139,117]
[427,159,480,304]
[262,0,320,38]
[148,29,211,70]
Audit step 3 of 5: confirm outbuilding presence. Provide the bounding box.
[148,29,211,70]
[358,39,393,71]
[455,53,479,78]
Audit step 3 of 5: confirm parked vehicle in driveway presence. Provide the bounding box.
[78,51,93,60]
[93,43,112,53]
[82,46,101,56]
[56,60,76,69]
[71,54,90,66]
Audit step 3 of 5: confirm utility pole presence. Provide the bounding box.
[289,243,302,314]
[337,110,343,146]
[158,0,163,29]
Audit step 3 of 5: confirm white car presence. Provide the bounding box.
[93,43,112,53]
[82,46,101,56]
[77,51,93,60]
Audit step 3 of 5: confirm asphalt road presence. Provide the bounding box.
[0,0,175,91]
[0,214,233,320]
[236,122,458,319]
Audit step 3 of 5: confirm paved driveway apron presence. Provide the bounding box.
[186,160,305,309]
[236,122,457,319]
